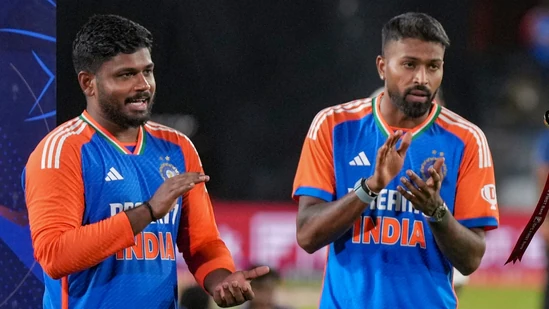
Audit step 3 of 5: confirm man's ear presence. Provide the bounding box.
[376,55,385,81]
[77,71,96,97]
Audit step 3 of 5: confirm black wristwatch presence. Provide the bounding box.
[423,203,448,222]
[353,178,379,204]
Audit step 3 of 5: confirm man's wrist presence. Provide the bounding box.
[365,176,383,194]
[204,268,233,295]
[423,202,449,223]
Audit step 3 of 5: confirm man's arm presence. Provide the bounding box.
[296,131,411,254]
[398,163,488,276]
[429,216,486,275]
[25,139,148,279]
[398,125,498,276]
[297,187,375,254]
[176,138,235,292]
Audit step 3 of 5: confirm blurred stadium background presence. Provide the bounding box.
[2,0,549,308]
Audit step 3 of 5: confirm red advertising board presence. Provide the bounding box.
[178,201,547,287]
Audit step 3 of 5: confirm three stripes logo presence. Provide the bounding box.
[105,167,124,182]
[349,151,370,166]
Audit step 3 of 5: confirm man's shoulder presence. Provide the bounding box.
[33,117,92,154]
[309,97,374,134]
[436,106,489,144]
[27,116,92,169]
[315,97,374,120]
[144,121,194,148]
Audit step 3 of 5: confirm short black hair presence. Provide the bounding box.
[381,12,450,54]
[72,14,153,74]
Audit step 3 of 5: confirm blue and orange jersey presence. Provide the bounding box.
[292,93,499,309]
[24,110,235,309]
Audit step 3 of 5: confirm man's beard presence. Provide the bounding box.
[387,85,436,118]
[97,88,154,129]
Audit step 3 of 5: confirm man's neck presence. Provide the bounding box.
[86,109,139,143]
[379,93,428,129]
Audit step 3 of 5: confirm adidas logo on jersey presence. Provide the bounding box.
[349,152,370,166]
[105,167,124,181]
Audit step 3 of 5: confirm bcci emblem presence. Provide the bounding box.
[420,150,447,181]
[159,156,179,180]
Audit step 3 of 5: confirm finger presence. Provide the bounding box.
[390,130,403,148]
[222,283,236,306]
[428,167,441,183]
[400,176,425,200]
[243,266,270,280]
[397,131,412,156]
[170,182,196,198]
[433,157,445,173]
[213,286,226,307]
[428,167,442,190]
[396,186,418,204]
[173,172,210,183]
[406,170,427,190]
[241,282,255,300]
[229,281,246,304]
[183,173,210,183]
[377,145,388,164]
[383,132,396,149]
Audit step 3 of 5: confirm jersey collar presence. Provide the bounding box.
[372,92,441,139]
[79,110,146,155]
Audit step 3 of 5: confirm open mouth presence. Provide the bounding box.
[126,97,149,111]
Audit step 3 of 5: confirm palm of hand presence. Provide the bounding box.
[377,148,406,183]
[220,271,246,286]
[373,131,412,187]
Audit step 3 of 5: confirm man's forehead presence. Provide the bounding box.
[384,38,445,60]
[101,48,153,70]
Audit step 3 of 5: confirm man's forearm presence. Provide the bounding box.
[34,212,136,279]
[297,193,370,254]
[204,268,233,295]
[125,204,154,235]
[429,213,486,275]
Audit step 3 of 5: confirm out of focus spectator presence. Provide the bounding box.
[179,285,211,309]
[521,1,549,74]
[241,266,294,309]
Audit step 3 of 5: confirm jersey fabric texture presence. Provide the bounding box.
[292,94,499,309]
[24,110,235,309]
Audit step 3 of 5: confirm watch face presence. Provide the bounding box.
[434,206,447,220]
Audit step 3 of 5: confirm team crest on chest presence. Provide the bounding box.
[420,150,447,181]
[159,156,179,180]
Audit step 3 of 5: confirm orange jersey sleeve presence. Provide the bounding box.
[175,135,235,288]
[292,107,337,202]
[293,100,373,202]
[440,109,499,230]
[25,121,135,279]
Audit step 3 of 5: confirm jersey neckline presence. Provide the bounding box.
[371,92,441,140]
[79,110,146,155]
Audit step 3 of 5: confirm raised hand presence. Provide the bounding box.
[368,130,412,192]
[213,265,270,308]
[148,172,209,219]
[397,157,445,215]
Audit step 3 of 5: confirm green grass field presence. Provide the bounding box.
[281,284,543,309]
[458,286,541,309]
[210,281,543,309]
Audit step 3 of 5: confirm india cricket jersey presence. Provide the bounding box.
[292,93,499,309]
[25,110,235,309]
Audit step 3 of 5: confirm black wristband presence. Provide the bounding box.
[143,201,157,221]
